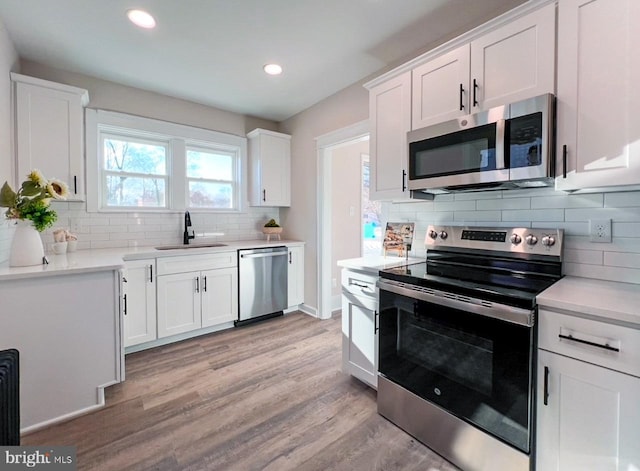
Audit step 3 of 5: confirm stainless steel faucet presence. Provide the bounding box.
[183,211,195,245]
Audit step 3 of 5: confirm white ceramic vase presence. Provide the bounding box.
[10,220,45,267]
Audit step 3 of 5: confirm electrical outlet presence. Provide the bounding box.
[589,219,612,243]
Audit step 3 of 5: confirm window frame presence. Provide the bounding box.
[86,109,247,213]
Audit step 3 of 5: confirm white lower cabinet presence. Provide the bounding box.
[157,271,203,338]
[201,267,238,327]
[536,308,640,470]
[287,245,304,308]
[156,251,238,339]
[341,269,378,389]
[123,259,157,347]
[536,350,640,471]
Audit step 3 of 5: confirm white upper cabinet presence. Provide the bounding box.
[11,73,89,200]
[412,46,470,129]
[247,128,291,207]
[470,3,556,111]
[412,3,556,130]
[369,72,412,201]
[555,0,640,191]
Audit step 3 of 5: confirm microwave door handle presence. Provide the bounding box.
[496,119,506,170]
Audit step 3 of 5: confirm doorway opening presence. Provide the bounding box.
[316,120,369,320]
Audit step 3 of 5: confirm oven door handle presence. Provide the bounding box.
[377,279,534,327]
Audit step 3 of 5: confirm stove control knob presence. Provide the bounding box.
[428,230,438,240]
[439,231,448,240]
[525,234,538,246]
[542,235,556,247]
[510,234,522,245]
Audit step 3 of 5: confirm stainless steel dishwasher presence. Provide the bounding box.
[237,246,288,325]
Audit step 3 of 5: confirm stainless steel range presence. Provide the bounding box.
[377,225,563,471]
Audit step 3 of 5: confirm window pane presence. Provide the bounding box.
[189,181,232,208]
[104,138,166,174]
[106,175,166,207]
[186,149,232,180]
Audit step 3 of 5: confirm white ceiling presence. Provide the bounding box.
[0,0,525,122]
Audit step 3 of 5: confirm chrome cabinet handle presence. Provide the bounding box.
[74,175,78,194]
[402,170,407,192]
[263,189,266,202]
[149,264,153,283]
[562,145,568,179]
[195,276,200,293]
[459,83,465,110]
[203,276,207,292]
[123,294,127,316]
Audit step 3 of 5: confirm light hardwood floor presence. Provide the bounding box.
[23,312,459,471]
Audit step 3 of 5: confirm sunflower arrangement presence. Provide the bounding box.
[0,169,69,232]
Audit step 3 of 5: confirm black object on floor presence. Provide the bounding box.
[0,348,20,445]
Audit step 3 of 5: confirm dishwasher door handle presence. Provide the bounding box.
[240,252,287,259]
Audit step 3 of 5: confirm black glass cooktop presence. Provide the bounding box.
[380,250,562,309]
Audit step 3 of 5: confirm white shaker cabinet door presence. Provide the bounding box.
[470,3,555,111]
[412,45,470,129]
[369,71,411,201]
[157,272,202,338]
[123,259,157,347]
[287,245,304,308]
[556,0,640,190]
[201,267,238,328]
[341,292,378,389]
[537,349,640,471]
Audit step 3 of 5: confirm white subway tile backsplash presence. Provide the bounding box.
[530,193,603,209]
[477,198,530,210]
[565,207,640,222]
[384,187,640,285]
[433,200,477,212]
[604,252,640,269]
[563,262,640,284]
[563,248,603,265]
[604,191,640,208]
[453,210,502,222]
[502,209,564,221]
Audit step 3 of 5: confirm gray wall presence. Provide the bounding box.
[0,17,18,264]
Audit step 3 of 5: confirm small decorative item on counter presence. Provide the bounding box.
[262,218,283,241]
[53,228,67,242]
[0,169,69,266]
[51,241,68,255]
[65,230,78,252]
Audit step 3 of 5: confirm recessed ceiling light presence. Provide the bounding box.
[127,9,156,29]
[263,64,283,75]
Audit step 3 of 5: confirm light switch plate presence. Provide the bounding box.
[589,219,612,243]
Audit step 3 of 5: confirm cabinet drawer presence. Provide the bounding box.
[539,309,640,378]
[156,251,236,276]
[341,269,378,302]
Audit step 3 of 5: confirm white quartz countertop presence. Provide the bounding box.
[337,256,424,275]
[537,276,640,328]
[0,239,304,281]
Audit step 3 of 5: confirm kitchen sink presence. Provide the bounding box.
[155,243,228,250]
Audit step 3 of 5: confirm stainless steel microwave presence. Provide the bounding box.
[408,94,555,196]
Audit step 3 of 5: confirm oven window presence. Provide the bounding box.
[409,123,497,179]
[399,316,493,396]
[379,289,533,453]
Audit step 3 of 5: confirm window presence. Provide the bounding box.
[103,135,168,208]
[186,146,236,209]
[86,109,247,213]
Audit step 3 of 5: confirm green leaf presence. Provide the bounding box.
[20,180,41,196]
[0,182,16,207]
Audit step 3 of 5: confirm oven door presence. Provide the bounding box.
[378,281,535,454]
